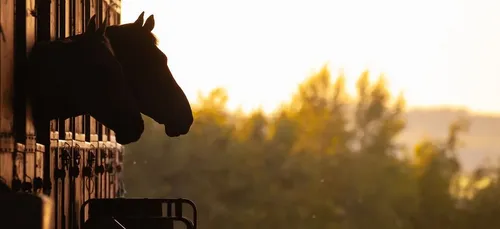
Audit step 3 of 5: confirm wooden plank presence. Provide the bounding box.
[90,117,98,141]
[51,0,57,39]
[0,0,16,187]
[53,0,68,214]
[1,0,15,134]
[81,142,95,223]
[103,0,120,14]
[69,143,82,229]
[103,145,109,198]
[15,143,25,191]
[74,149,83,229]
[24,145,35,189]
[47,3,58,219]
[26,0,37,191]
[64,118,72,140]
[26,0,36,50]
[74,2,84,226]
[111,146,121,198]
[70,1,84,227]
[65,0,70,38]
[89,0,96,19]
[57,140,70,229]
[75,116,84,141]
[109,130,116,143]
[62,4,72,228]
[35,143,44,182]
[75,0,83,35]
[50,139,60,229]
[95,145,101,198]
[100,125,108,142]
[74,0,84,143]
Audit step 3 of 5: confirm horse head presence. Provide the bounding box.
[104,12,194,137]
[26,14,144,144]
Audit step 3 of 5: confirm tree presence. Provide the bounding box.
[352,72,406,155]
[123,68,499,229]
[287,65,351,155]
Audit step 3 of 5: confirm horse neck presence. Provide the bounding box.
[29,42,87,121]
[31,88,85,123]
[103,26,137,65]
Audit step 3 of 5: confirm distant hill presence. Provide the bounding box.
[400,107,500,171]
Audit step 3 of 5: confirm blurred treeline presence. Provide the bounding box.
[124,66,500,229]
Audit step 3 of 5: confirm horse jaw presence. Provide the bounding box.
[164,125,190,137]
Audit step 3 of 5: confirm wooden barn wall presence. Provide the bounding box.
[0,0,16,188]
[1,0,124,229]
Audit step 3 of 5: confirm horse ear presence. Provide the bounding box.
[96,16,108,36]
[134,11,145,26]
[86,15,97,33]
[96,7,110,36]
[143,15,155,31]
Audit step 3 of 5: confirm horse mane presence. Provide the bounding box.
[146,30,159,46]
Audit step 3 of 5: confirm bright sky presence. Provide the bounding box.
[121,0,500,114]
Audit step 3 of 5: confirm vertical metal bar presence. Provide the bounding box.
[81,0,86,33]
[52,123,59,229]
[36,0,51,41]
[70,0,75,36]
[96,0,102,24]
[58,0,65,39]
[57,1,66,228]
[167,203,172,217]
[83,0,90,31]
[34,0,52,205]
[60,147,66,229]
[94,148,99,197]
[13,0,28,187]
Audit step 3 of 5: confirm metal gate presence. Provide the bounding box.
[0,0,124,229]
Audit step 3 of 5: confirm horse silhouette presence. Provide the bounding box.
[25,14,144,145]
[73,12,194,138]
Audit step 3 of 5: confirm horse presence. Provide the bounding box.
[73,12,194,138]
[25,14,144,145]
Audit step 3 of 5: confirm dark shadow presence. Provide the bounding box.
[0,178,11,193]
[74,12,194,138]
[24,14,144,145]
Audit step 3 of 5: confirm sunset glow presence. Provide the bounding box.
[121,0,500,114]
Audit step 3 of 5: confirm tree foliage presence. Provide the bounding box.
[124,66,497,229]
